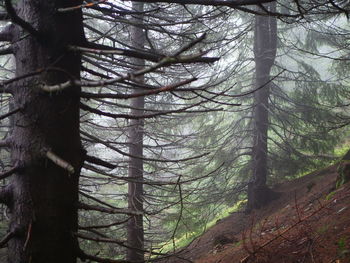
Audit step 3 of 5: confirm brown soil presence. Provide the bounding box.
[161,164,350,263]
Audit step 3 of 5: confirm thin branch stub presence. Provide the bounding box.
[46,150,75,174]
[41,80,72,92]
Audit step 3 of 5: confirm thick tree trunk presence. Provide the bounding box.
[127,2,145,262]
[247,2,278,211]
[6,1,85,262]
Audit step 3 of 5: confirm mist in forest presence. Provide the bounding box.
[0,1,348,262]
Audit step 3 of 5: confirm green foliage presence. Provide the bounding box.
[334,141,350,158]
[337,237,350,259]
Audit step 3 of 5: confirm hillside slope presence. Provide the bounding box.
[162,164,350,263]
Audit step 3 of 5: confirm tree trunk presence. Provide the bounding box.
[5,1,85,262]
[247,2,279,211]
[126,2,145,261]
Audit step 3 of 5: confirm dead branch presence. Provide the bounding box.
[85,155,116,169]
[328,0,349,18]
[4,0,42,40]
[57,0,108,12]
[45,150,75,174]
[81,130,209,163]
[0,231,15,248]
[79,190,120,210]
[80,101,220,120]
[79,218,130,230]
[42,35,215,92]
[75,232,125,245]
[80,78,196,100]
[0,47,13,55]
[78,202,143,216]
[0,166,21,180]
[0,107,21,121]
[77,232,188,262]
[70,41,218,63]
[79,228,109,238]
[131,0,273,8]
[0,68,47,94]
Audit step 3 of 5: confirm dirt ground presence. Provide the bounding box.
[161,164,350,263]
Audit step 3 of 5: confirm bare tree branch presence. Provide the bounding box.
[78,202,143,216]
[0,166,20,181]
[79,190,120,210]
[0,107,21,122]
[0,231,15,248]
[85,155,116,169]
[4,0,42,39]
[129,0,274,8]
[57,0,108,13]
[81,78,196,99]
[81,130,210,163]
[45,150,75,174]
[79,218,130,230]
[328,0,349,18]
[0,46,13,55]
[71,37,219,63]
[42,35,216,92]
[75,232,126,245]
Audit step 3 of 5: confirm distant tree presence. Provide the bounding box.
[127,2,146,261]
[171,1,350,214]
[247,2,279,210]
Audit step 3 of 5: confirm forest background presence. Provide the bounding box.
[0,0,348,262]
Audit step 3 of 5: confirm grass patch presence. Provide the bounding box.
[157,200,247,254]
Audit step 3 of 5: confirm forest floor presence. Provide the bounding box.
[162,164,350,263]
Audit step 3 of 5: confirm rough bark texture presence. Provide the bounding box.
[7,1,85,262]
[247,2,278,211]
[127,2,145,262]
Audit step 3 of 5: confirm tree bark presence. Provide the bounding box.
[247,2,279,211]
[6,1,85,262]
[126,2,145,262]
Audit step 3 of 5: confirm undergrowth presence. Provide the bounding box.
[240,187,350,263]
[291,139,350,181]
[157,200,247,254]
